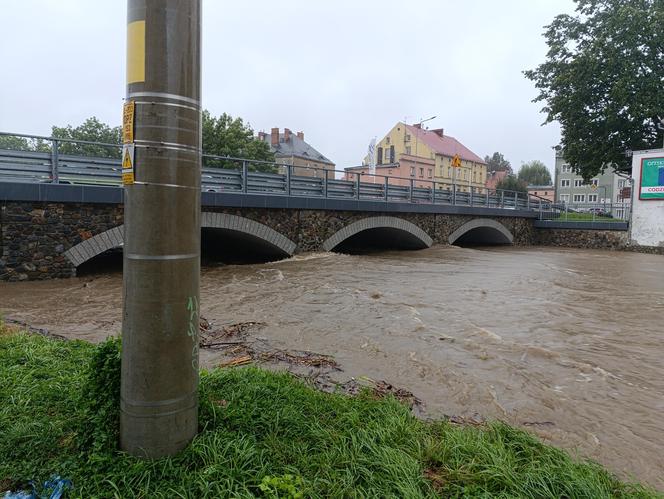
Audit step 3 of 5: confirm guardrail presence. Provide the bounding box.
[0,131,553,212]
[537,202,631,222]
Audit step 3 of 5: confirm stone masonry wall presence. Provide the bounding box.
[534,228,629,250]
[1,201,537,281]
[0,202,123,281]
[534,227,664,255]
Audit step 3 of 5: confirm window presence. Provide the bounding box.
[427,168,433,178]
[377,147,383,165]
[405,134,411,142]
[388,169,393,175]
[591,178,599,186]
[561,179,570,187]
[405,146,411,155]
[573,194,585,202]
[574,179,583,187]
[389,145,395,163]
[419,167,424,177]
[410,167,415,176]
[560,194,570,203]
[562,165,572,173]
[588,194,598,202]
[385,137,390,145]
[447,167,451,177]
[618,179,626,188]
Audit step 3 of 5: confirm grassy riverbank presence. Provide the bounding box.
[0,326,658,498]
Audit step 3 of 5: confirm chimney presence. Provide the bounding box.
[284,128,292,143]
[413,123,422,129]
[296,131,304,141]
[271,127,279,146]
[432,128,444,137]
[258,131,266,141]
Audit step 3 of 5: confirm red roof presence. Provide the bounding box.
[405,124,486,164]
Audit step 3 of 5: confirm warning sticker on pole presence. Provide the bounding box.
[123,101,135,144]
[122,144,135,185]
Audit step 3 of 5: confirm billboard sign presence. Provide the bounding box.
[639,156,664,200]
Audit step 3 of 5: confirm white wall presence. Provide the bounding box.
[630,149,664,247]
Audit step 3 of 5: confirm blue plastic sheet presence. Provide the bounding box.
[2,476,72,499]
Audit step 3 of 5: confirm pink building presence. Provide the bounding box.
[528,185,555,202]
[485,170,508,191]
[343,155,436,189]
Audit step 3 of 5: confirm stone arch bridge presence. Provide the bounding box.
[0,185,537,280]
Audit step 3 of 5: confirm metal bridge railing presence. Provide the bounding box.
[0,131,553,212]
[537,201,631,222]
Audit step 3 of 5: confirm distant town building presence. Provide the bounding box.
[527,185,555,202]
[346,122,486,192]
[485,170,509,191]
[258,128,335,177]
[554,148,631,217]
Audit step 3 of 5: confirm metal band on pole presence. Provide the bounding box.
[120,0,201,458]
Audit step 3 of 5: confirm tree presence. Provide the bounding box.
[52,117,121,158]
[496,174,527,193]
[524,0,664,180]
[484,152,512,173]
[202,111,275,172]
[0,134,49,152]
[517,160,552,186]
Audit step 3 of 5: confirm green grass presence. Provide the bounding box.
[0,328,659,498]
[551,212,617,222]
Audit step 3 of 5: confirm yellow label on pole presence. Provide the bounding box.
[122,144,135,185]
[127,20,146,84]
[122,100,135,144]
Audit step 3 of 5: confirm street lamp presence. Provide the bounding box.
[414,115,436,159]
[413,116,436,191]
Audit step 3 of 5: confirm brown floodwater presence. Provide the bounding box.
[1,246,663,488]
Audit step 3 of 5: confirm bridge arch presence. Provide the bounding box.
[200,212,297,258]
[63,213,297,268]
[448,218,513,246]
[322,216,433,252]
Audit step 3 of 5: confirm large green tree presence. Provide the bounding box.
[517,160,552,186]
[496,174,527,193]
[52,117,122,158]
[484,152,512,173]
[524,0,663,180]
[202,111,275,172]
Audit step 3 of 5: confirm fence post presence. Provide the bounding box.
[527,193,530,210]
[539,198,542,219]
[469,186,474,206]
[242,160,248,193]
[500,190,504,208]
[432,181,436,204]
[514,191,518,209]
[410,178,414,203]
[51,139,59,183]
[453,183,457,205]
[356,172,361,200]
[384,176,389,201]
[286,165,291,196]
[323,169,328,198]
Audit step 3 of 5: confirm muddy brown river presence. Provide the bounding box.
[1,246,663,488]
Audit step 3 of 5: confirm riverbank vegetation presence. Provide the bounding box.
[0,325,658,498]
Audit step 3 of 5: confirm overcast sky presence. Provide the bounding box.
[0,1,577,174]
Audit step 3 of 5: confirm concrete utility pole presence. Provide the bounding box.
[120,0,202,457]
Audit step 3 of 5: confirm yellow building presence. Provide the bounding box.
[367,122,487,192]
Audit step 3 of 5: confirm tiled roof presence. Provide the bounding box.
[261,133,334,165]
[405,124,486,164]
